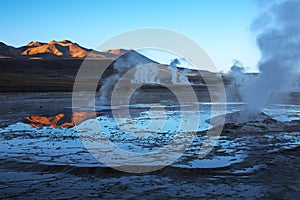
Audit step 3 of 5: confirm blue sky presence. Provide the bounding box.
[1,0,261,72]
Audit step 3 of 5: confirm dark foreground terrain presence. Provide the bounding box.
[0,92,299,199]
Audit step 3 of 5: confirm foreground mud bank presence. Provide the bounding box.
[1,148,299,199]
[0,92,299,198]
[0,123,299,199]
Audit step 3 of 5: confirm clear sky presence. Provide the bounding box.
[1,0,261,72]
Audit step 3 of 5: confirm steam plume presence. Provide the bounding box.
[99,53,190,105]
[244,0,300,115]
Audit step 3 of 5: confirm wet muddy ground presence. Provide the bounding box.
[0,92,299,199]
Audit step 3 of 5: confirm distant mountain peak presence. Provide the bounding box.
[48,40,57,44]
[20,40,90,58]
[26,41,45,47]
[59,39,72,43]
[0,40,142,60]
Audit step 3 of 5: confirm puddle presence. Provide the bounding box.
[0,103,299,171]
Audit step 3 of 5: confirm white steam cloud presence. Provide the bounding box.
[99,53,190,105]
[235,0,300,116]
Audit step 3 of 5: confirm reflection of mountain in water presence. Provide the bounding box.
[24,111,103,128]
